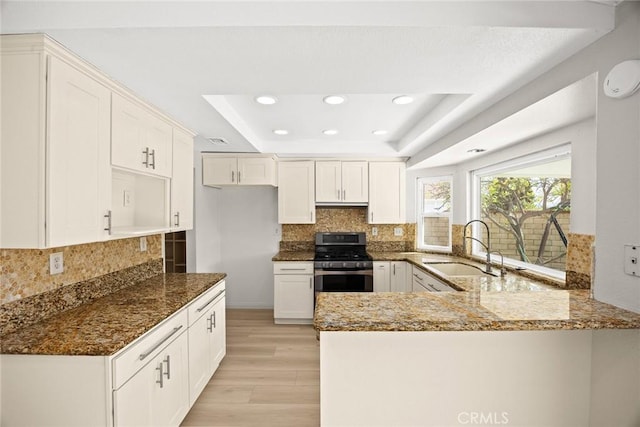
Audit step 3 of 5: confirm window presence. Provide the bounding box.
[417,176,452,251]
[471,146,571,278]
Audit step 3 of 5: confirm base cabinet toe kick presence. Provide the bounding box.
[0,280,226,427]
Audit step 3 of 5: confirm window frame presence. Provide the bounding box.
[470,145,571,280]
[416,175,453,252]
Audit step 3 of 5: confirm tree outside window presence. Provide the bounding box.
[475,154,571,273]
[418,176,452,251]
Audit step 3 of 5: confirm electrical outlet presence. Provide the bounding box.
[140,236,147,252]
[394,227,403,236]
[49,252,64,275]
[372,227,378,236]
[624,245,639,276]
[123,190,132,207]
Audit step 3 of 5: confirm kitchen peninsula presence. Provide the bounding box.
[313,254,640,427]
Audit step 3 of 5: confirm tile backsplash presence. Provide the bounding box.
[1,235,162,305]
[281,207,415,252]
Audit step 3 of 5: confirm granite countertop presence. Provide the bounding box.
[272,251,315,261]
[312,251,640,332]
[1,273,226,356]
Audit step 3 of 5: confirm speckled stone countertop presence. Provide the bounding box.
[313,252,640,332]
[1,273,226,356]
[272,251,315,261]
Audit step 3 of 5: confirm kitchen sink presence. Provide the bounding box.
[425,262,493,277]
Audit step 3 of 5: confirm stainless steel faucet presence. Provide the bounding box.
[463,220,492,273]
[490,250,507,277]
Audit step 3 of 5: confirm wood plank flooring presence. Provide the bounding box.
[181,309,320,427]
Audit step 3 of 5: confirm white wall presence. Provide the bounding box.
[408,1,640,312]
[218,186,280,309]
[187,137,280,308]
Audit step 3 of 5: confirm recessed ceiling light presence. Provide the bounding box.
[255,95,278,105]
[323,95,346,105]
[273,129,289,135]
[467,148,487,153]
[372,130,388,136]
[392,95,414,105]
[322,129,339,136]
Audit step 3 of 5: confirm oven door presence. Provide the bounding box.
[314,269,374,293]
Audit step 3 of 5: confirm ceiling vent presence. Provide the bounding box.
[207,137,228,145]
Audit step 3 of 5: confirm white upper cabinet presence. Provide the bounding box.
[202,154,276,187]
[368,162,406,224]
[315,161,368,204]
[278,161,315,224]
[1,34,194,246]
[171,129,194,231]
[0,38,111,248]
[111,93,173,178]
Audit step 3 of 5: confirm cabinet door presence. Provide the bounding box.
[390,262,409,292]
[114,332,189,427]
[112,93,173,177]
[47,56,111,247]
[152,333,190,427]
[202,157,237,186]
[171,129,193,231]
[315,161,341,203]
[210,296,227,370]
[278,161,315,224]
[342,161,368,203]
[238,157,276,185]
[368,162,406,224]
[188,310,214,407]
[274,274,314,319]
[373,262,391,292]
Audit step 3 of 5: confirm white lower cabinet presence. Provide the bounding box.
[0,280,226,427]
[188,283,227,406]
[390,262,411,292]
[373,262,391,292]
[273,262,314,324]
[412,266,455,292]
[114,332,189,427]
[375,261,411,292]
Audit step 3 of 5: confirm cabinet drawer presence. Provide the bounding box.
[273,262,314,275]
[112,309,188,389]
[187,280,226,326]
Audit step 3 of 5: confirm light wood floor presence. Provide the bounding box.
[181,309,320,427]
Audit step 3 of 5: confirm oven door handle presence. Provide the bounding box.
[314,270,373,276]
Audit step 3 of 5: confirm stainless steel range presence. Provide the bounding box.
[314,232,374,294]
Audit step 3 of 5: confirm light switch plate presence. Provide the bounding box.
[123,190,132,207]
[371,227,378,236]
[50,252,64,275]
[624,245,639,276]
[394,227,403,236]
[140,236,147,252]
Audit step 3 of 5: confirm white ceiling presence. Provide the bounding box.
[1,1,614,163]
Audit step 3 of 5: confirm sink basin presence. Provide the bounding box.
[425,262,492,277]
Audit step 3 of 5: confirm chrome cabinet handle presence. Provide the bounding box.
[206,314,213,332]
[163,355,171,380]
[142,147,150,167]
[280,268,307,271]
[309,277,312,289]
[231,171,235,183]
[238,171,241,183]
[212,311,217,329]
[370,212,373,222]
[343,189,346,200]
[156,363,164,388]
[174,212,180,227]
[149,149,156,169]
[393,264,396,275]
[139,325,183,361]
[196,289,225,312]
[104,210,112,234]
